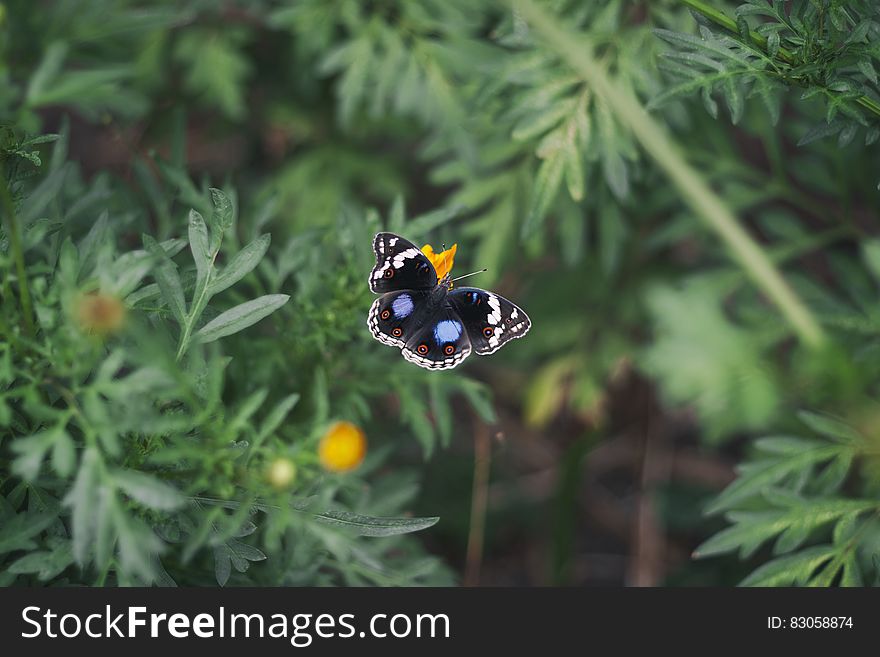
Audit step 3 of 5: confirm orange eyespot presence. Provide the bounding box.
[482,327,494,338]
[443,344,455,356]
[417,344,429,355]
[391,327,403,337]
[383,268,394,278]
[380,309,391,320]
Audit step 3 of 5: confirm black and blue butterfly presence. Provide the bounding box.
[367,232,531,370]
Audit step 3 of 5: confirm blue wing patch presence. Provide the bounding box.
[433,319,462,344]
[392,293,414,318]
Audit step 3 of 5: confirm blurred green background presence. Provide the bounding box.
[2,0,880,587]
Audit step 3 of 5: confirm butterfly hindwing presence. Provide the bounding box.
[400,307,472,370]
[447,287,531,355]
[369,233,437,293]
[367,289,433,349]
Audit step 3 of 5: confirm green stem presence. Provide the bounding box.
[0,163,35,338]
[175,253,216,362]
[513,0,826,348]
[679,0,880,121]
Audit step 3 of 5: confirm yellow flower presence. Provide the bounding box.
[74,292,126,336]
[266,457,297,490]
[319,421,367,473]
[421,243,457,281]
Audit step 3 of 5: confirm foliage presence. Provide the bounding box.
[695,411,880,586]
[0,129,480,585]
[652,0,880,146]
[1,0,880,587]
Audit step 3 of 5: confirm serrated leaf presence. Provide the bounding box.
[11,430,56,481]
[740,546,835,586]
[63,448,102,567]
[706,445,844,514]
[797,410,862,444]
[723,78,744,124]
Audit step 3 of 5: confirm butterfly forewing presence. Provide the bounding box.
[447,287,531,355]
[369,233,437,293]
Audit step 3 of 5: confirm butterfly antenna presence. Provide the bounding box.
[450,268,488,283]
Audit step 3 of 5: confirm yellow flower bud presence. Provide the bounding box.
[318,421,366,473]
[74,292,126,336]
[266,457,297,490]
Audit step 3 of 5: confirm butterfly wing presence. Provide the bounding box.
[400,307,472,370]
[369,233,437,293]
[447,287,531,355]
[367,289,433,348]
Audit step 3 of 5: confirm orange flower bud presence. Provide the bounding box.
[318,421,367,473]
[74,292,126,336]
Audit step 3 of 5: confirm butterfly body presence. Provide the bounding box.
[368,233,530,370]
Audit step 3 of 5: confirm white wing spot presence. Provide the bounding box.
[393,248,420,269]
[487,294,502,325]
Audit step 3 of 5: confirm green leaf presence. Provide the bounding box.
[174,31,251,120]
[459,379,497,424]
[523,153,565,236]
[313,509,439,537]
[208,234,271,295]
[797,410,862,444]
[209,187,234,253]
[602,148,628,200]
[723,78,743,124]
[63,448,102,567]
[11,430,57,481]
[388,195,406,234]
[705,445,845,514]
[188,209,212,283]
[840,553,863,587]
[254,393,300,448]
[8,541,74,581]
[112,503,164,583]
[0,512,58,555]
[50,430,75,478]
[195,294,290,343]
[113,469,186,511]
[25,42,68,105]
[143,234,187,324]
[740,546,835,586]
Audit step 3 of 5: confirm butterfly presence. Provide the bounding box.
[367,232,531,370]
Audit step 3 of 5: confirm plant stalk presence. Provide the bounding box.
[0,163,35,338]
